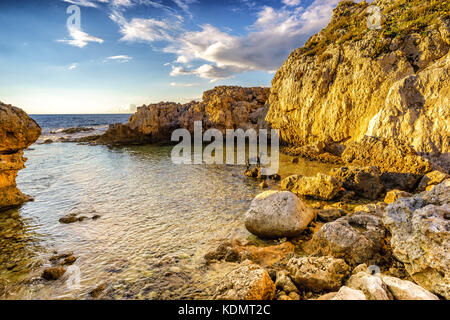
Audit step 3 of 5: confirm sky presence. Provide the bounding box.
[0,0,343,114]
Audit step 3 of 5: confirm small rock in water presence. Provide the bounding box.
[61,255,77,266]
[59,214,80,224]
[89,283,106,298]
[42,266,66,281]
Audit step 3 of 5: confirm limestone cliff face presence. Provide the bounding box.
[99,86,270,145]
[266,0,449,158]
[0,103,41,211]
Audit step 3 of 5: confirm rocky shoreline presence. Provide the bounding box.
[204,177,449,300]
[0,0,448,301]
[0,103,41,211]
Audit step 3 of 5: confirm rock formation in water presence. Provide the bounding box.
[96,86,270,145]
[0,103,41,211]
[266,0,449,169]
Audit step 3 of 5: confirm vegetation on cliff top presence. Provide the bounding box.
[301,0,449,58]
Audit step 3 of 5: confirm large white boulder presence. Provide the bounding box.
[245,191,314,239]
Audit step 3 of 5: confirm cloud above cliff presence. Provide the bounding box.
[164,0,340,80]
[60,0,340,78]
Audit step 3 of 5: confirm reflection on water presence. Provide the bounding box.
[0,143,336,300]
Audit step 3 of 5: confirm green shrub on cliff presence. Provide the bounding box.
[302,0,449,58]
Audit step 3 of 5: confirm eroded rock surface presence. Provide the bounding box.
[266,0,449,165]
[286,256,350,292]
[383,180,450,299]
[0,103,41,210]
[214,262,276,300]
[311,213,387,265]
[381,276,439,300]
[290,174,342,201]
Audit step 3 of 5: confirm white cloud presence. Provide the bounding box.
[108,0,340,80]
[172,0,197,17]
[58,26,104,48]
[105,55,133,63]
[67,63,78,70]
[110,11,182,43]
[170,82,199,87]
[63,0,108,8]
[282,0,302,7]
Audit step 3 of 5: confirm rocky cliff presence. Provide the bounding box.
[266,0,449,165]
[0,103,41,211]
[97,86,270,145]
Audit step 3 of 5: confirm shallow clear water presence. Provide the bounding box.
[0,141,336,300]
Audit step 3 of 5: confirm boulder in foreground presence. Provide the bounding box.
[245,191,314,239]
[311,213,387,265]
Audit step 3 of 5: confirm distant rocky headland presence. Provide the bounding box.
[0,0,449,301]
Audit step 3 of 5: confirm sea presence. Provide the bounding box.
[0,114,337,300]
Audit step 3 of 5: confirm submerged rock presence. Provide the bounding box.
[383,180,450,299]
[286,256,350,292]
[311,213,387,265]
[204,241,295,268]
[214,262,276,300]
[245,191,314,239]
[0,103,41,211]
[42,266,66,281]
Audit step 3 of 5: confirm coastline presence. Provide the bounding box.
[1,0,449,302]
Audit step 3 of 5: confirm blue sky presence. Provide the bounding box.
[0,0,342,114]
